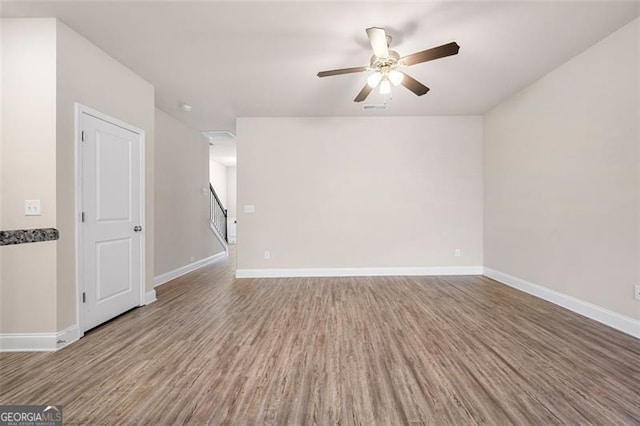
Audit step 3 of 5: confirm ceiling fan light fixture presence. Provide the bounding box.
[367,71,383,88]
[316,27,459,103]
[388,70,404,86]
[379,79,391,95]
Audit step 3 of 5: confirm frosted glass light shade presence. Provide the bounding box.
[388,70,404,86]
[367,72,383,88]
[379,79,391,95]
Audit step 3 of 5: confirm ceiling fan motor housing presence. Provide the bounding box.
[370,50,401,69]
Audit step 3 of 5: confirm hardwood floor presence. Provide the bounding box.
[1,250,639,425]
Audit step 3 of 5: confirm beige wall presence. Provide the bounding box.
[226,167,237,219]
[0,22,3,324]
[0,19,58,333]
[0,18,156,335]
[484,18,639,320]
[155,108,224,276]
[55,21,155,330]
[237,116,483,270]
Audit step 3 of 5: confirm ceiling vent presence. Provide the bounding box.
[201,131,236,144]
[362,104,388,111]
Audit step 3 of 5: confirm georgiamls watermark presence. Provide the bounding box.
[0,405,63,426]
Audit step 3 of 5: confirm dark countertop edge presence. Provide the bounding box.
[0,228,60,246]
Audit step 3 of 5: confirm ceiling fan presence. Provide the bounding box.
[317,27,460,102]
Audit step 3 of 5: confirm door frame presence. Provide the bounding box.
[74,103,146,336]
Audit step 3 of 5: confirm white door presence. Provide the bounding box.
[81,112,143,332]
[227,217,237,243]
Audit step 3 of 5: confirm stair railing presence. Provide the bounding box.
[209,183,228,243]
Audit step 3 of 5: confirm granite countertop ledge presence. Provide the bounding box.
[0,228,59,246]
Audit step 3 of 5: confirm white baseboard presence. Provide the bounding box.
[154,251,227,287]
[236,266,483,279]
[484,268,640,339]
[0,332,59,352]
[56,324,80,350]
[144,289,157,305]
[0,324,80,352]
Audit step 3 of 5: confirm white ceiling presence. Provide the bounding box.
[204,132,237,166]
[2,1,639,135]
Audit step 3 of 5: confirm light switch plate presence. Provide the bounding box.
[244,205,255,214]
[25,200,41,216]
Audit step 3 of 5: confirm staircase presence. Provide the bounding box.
[209,183,228,252]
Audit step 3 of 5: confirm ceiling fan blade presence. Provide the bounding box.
[400,42,460,66]
[354,84,373,102]
[366,27,389,59]
[317,66,368,78]
[400,72,430,96]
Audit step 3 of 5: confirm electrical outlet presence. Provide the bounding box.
[25,200,41,216]
[190,256,195,262]
[454,249,461,257]
[634,285,640,301]
[264,251,270,260]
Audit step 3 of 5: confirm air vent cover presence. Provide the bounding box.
[201,130,235,142]
[362,104,388,111]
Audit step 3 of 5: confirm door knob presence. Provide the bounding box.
[134,225,142,232]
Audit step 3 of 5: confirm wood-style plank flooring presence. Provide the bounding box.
[1,249,640,424]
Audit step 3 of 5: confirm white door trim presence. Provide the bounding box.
[74,103,146,337]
